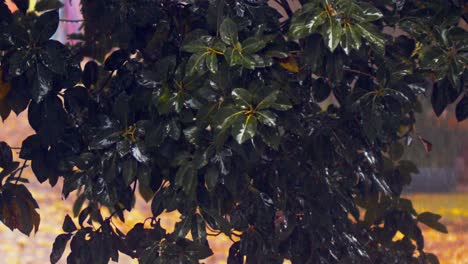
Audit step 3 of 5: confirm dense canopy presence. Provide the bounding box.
[0,0,467,263]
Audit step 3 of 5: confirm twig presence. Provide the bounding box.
[14,160,28,185]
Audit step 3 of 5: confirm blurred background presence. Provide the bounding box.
[1,1,467,263]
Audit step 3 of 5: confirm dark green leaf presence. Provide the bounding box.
[220,18,238,45]
[232,115,257,144]
[418,212,448,233]
[231,88,253,108]
[62,214,77,233]
[33,10,59,43]
[31,63,53,103]
[82,61,99,88]
[325,17,342,52]
[50,233,72,264]
[257,110,277,127]
[455,95,467,122]
[35,0,64,12]
[312,78,331,102]
[104,50,128,71]
[242,37,266,54]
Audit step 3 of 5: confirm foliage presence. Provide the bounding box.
[0,0,467,263]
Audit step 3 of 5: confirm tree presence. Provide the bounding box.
[0,0,466,263]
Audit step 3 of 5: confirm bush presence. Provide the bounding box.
[0,0,466,263]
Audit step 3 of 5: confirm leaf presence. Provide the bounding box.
[231,88,253,108]
[206,52,218,73]
[31,62,53,103]
[355,23,385,55]
[82,61,99,88]
[312,78,331,102]
[186,52,207,75]
[425,253,440,264]
[50,233,72,264]
[191,214,208,244]
[431,80,458,116]
[278,57,299,73]
[175,163,197,197]
[204,165,218,190]
[35,0,64,12]
[33,10,59,43]
[417,136,432,153]
[418,212,448,233]
[182,38,210,53]
[242,37,266,54]
[256,90,279,110]
[232,115,257,144]
[131,142,150,163]
[257,110,277,127]
[104,49,128,71]
[89,129,121,150]
[220,18,238,45]
[289,7,327,39]
[355,2,383,22]
[325,17,343,52]
[258,126,281,150]
[39,40,69,75]
[8,49,33,77]
[0,72,11,100]
[455,95,467,122]
[122,158,137,186]
[62,214,77,233]
[0,141,13,167]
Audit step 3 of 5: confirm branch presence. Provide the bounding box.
[14,160,28,185]
[59,19,84,23]
[343,67,379,81]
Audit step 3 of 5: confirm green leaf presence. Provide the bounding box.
[186,52,207,75]
[205,165,219,190]
[418,212,448,233]
[271,92,293,111]
[122,158,137,186]
[191,214,208,245]
[242,37,266,54]
[225,47,243,66]
[220,18,238,45]
[325,17,343,52]
[257,110,277,127]
[50,233,72,264]
[62,214,77,233]
[206,52,218,73]
[258,126,281,150]
[232,88,253,108]
[89,129,121,150]
[232,115,257,144]
[182,38,211,53]
[175,163,197,196]
[355,23,385,55]
[354,2,383,22]
[289,7,326,39]
[256,90,279,110]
